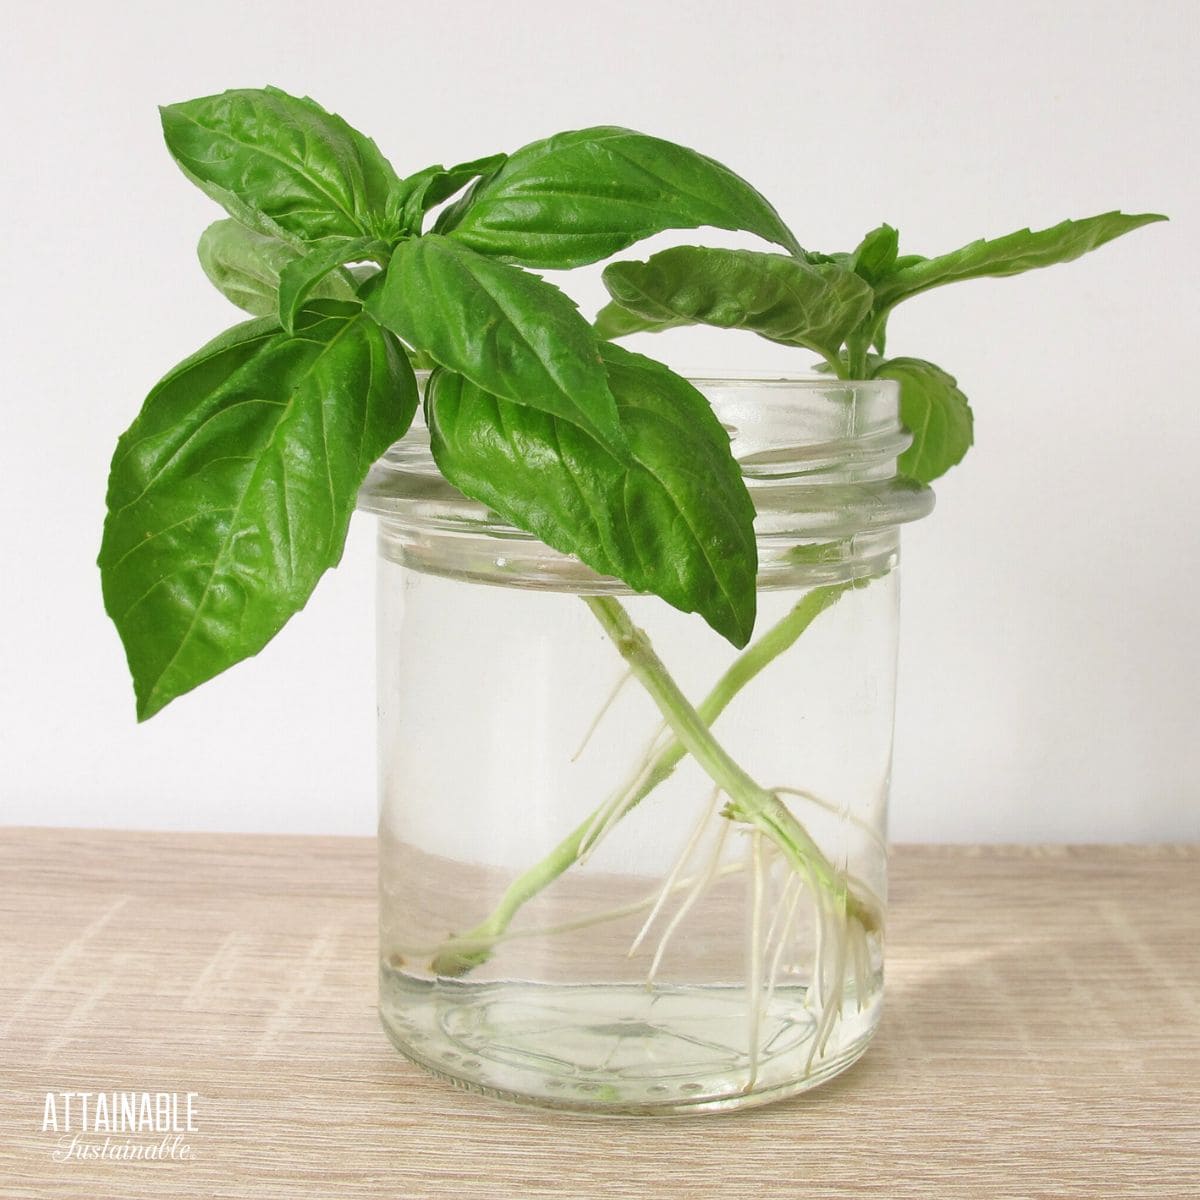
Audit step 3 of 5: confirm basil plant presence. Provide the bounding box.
[99,85,1162,731]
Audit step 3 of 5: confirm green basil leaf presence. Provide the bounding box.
[426,343,757,646]
[599,247,873,360]
[874,357,974,483]
[160,87,404,245]
[442,126,801,267]
[398,154,507,234]
[872,211,1167,310]
[365,234,626,456]
[99,302,417,720]
[850,224,899,285]
[431,159,510,236]
[197,219,358,315]
[277,236,384,333]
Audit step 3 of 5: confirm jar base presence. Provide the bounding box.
[380,965,880,1115]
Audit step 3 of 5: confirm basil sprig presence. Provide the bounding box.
[596,246,873,361]
[101,86,1166,717]
[598,211,1166,484]
[101,87,797,716]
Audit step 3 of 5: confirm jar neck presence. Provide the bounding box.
[359,375,933,591]
[702,376,909,484]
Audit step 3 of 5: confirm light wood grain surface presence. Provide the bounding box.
[1,829,1196,1199]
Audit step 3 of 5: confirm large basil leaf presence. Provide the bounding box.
[197,219,358,316]
[874,357,974,483]
[398,154,507,234]
[365,234,626,455]
[598,247,873,360]
[160,87,404,245]
[442,126,801,268]
[872,211,1166,310]
[99,302,416,719]
[426,343,757,646]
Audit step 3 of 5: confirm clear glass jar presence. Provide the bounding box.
[359,375,932,1115]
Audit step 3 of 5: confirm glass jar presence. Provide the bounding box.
[359,375,932,1115]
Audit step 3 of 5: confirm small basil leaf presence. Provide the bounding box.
[99,303,417,719]
[365,234,626,456]
[850,224,899,285]
[442,126,801,267]
[398,153,508,234]
[874,357,974,483]
[873,211,1167,310]
[600,247,873,360]
[277,236,384,333]
[426,344,757,646]
[160,87,404,245]
[197,220,351,316]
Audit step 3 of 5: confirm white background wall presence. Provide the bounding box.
[2,1,1196,841]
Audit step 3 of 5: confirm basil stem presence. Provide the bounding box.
[583,598,878,928]
[429,581,867,976]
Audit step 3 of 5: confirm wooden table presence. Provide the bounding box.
[1,830,1196,1199]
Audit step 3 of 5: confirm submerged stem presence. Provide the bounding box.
[584,596,878,933]
[429,580,870,975]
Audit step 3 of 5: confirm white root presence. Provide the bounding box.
[570,668,633,762]
[806,883,851,1073]
[412,775,881,1090]
[804,891,830,1073]
[822,901,851,1055]
[577,721,669,864]
[762,872,803,1019]
[623,795,877,1082]
[768,787,883,1056]
[805,857,828,1018]
[628,787,719,956]
[762,854,793,950]
[745,830,767,1090]
[774,786,888,856]
[849,917,869,1013]
[646,816,730,984]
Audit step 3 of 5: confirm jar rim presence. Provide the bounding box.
[414,367,885,390]
[675,370,880,389]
